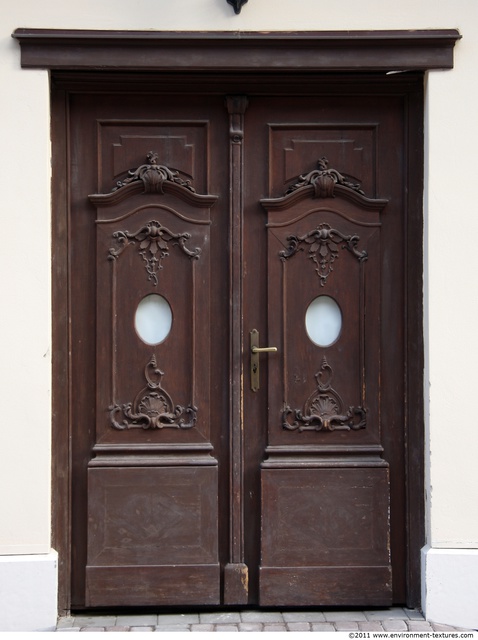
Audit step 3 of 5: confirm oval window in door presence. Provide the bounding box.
[134,294,173,345]
[305,295,342,347]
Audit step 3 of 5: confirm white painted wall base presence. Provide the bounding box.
[0,550,58,631]
[422,545,478,630]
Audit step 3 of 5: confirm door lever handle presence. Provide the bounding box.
[251,346,278,354]
[250,329,277,392]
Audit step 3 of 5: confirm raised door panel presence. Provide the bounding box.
[260,467,391,606]
[94,188,213,447]
[97,120,210,195]
[264,192,383,447]
[86,466,219,606]
[268,125,377,198]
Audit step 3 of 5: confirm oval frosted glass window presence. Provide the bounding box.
[134,294,172,345]
[305,295,342,347]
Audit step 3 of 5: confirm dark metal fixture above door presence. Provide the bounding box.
[227,0,248,14]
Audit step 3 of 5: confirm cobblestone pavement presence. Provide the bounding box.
[56,608,475,632]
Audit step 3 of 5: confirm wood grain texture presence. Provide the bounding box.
[86,565,220,606]
[259,566,392,607]
[13,29,460,71]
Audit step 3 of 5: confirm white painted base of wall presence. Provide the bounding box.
[2,546,478,631]
[422,545,478,630]
[0,550,58,631]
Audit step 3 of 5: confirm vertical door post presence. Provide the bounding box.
[224,95,249,604]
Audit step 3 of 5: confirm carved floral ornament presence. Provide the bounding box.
[280,222,367,287]
[110,355,197,431]
[283,357,366,433]
[109,220,201,286]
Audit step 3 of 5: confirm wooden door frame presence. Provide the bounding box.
[12,28,460,614]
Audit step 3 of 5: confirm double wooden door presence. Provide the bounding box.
[65,77,419,608]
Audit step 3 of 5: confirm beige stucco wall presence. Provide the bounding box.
[1,0,477,564]
[0,60,51,554]
[426,40,478,549]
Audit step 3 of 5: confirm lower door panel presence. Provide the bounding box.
[260,467,392,606]
[86,466,220,606]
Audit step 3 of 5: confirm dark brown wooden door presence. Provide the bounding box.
[66,77,417,609]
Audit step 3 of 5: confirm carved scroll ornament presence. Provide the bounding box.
[110,355,197,430]
[109,220,201,286]
[283,357,366,433]
[280,222,367,287]
[113,151,195,194]
[286,156,364,198]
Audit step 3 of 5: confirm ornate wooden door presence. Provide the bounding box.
[259,167,388,605]
[65,77,418,608]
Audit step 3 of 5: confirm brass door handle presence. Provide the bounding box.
[250,329,277,392]
[251,346,278,354]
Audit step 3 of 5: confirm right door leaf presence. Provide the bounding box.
[259,162,392,606]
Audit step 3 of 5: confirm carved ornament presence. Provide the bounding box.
[283,357,366,433]
[286,157,364,198]
[109,220,201,286]
[113,151,195,194]
[110,355,197,430]
[280,222,367,287]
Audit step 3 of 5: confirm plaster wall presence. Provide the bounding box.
[0,0,477,630]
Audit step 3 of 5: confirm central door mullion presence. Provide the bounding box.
[224,95,249,604]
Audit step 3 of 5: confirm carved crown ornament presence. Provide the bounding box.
[113,151,195,194]
[88,153,218,209]
[110,355,197,431]
[283,356,367,433]
[286,157,364,199]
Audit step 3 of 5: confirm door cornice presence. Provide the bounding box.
[12,29,460,72]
